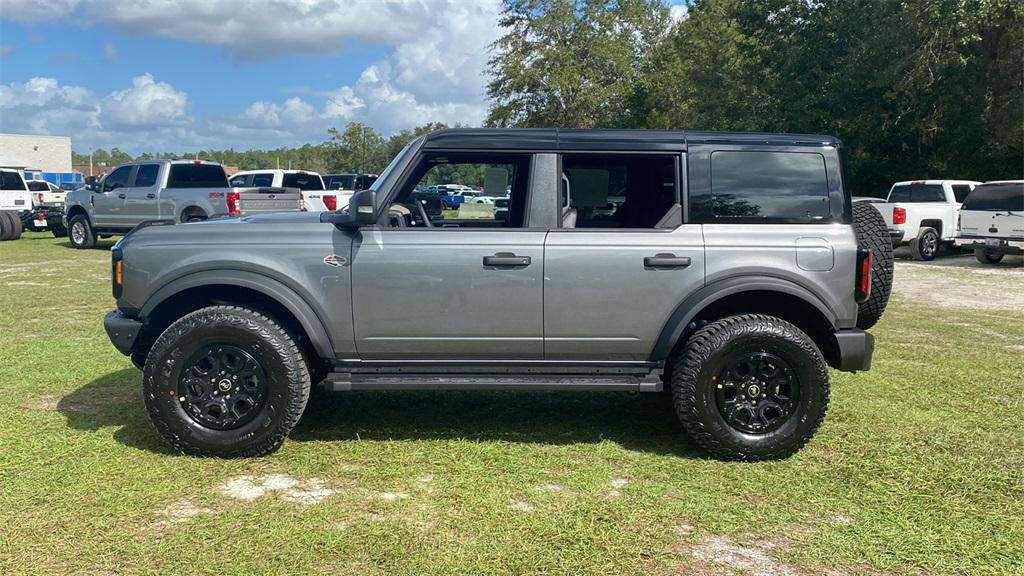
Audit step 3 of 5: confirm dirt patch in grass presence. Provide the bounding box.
[892,256,1024,311]
[218,474,334,505]
[142,499,217,541]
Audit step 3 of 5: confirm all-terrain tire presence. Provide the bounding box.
[0,211,22,241]
[670,314,829,461]
[974,249,1004,264]
[142,305,311,458]
[852,202,893,329]
[68,214,96,249]
[909,227,939,261]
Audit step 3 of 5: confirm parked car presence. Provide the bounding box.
[956,180,1023,264]
[0,168,29,241]
[324,173,378,194]
[875,179,981,260]
[230,169,335,211]
[64,160,302,249]
[59,182,80,192]
[24,180,69,236]
[104,128,892,461]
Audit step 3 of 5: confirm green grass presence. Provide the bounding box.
[1,231,1022,575]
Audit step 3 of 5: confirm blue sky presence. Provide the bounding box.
[1,0,687,155]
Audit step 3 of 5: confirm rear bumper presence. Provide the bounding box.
[888,229,905,244]
[832,329,874,372]
[960,239,1024,255]
[104,309,142,356]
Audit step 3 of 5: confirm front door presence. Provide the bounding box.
[122,163,161,223]
[91,164,133,228]
[350,152,545,360]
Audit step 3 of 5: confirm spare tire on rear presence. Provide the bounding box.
[852,202,893,329]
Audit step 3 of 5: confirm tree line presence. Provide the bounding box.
[75,0,1022,195]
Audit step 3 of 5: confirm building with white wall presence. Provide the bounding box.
[0,133,73,173]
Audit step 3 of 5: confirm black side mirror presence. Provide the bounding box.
[320,190,377,227]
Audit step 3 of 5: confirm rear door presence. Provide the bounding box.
[350,152,546,359]
[543,153,705,361]
[122,163,161,223]
[960,183,1024,240]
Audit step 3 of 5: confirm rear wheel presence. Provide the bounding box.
[909,227,939,261]
[852,202,893,329]
[68,215,96,249]
[974,249,1004,265]
[0,211,22,241]
[670,314,829,461]
[142,306,311,458]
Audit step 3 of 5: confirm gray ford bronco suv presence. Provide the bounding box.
[103,129,893,461]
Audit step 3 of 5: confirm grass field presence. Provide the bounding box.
[2,232,1022,575]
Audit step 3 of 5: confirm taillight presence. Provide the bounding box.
[855,248,872,303]
[226,191,241,215]
[35,212,46,221]
[893,207,906,225]
[36,193,45,204]
[299,192,307,212]
[323,194,337,211]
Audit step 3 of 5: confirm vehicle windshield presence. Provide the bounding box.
[961,183,1024,212]
[282,173,324,190]
[369,140,416,193]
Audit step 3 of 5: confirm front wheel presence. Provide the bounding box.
[670,314,829,461]
[974,249,1004,265]
[68,215,95,249]
[142,306,311,457]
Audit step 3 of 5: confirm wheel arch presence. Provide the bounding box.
[651,277,839,365]
[136,271,334,367]
[919,218,943,238]
[66,204,90,222]
[178,204,208,222]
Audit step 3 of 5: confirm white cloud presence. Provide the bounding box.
[0,0,80,22]
[1,0,505,152]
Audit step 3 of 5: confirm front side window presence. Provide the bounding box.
[961,183,1024,212]
[102,166,133,192]
[561,155,678,228]
[134,164,160,187]
[388,154,529,228]
[229,174,249,187]
[711,151,829,221]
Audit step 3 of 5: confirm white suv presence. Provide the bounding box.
[957,181,1023,264]
[229,169,334,211]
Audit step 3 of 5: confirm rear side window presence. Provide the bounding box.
[961,183,1024,212]
[1,171,26,190]
[134,164,160,187]
[711,151,830,221]
[167,164,228,188]
[888,184,945,203]
[282,173,324,190]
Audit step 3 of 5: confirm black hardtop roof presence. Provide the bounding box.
[421,128,840,151]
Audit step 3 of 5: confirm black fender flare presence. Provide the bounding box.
[650,276,838,361]
[139,270,335,359]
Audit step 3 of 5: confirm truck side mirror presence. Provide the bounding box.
[320,190,377,228]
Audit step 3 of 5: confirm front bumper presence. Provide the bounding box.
[104,309,142,356]
[832,329,874,372]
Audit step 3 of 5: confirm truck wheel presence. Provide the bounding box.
[670,314,829,461]
[68,215,96,249]
[909,227,939,261]
[852,202,893,329]
[974,249,1004,265]
[0,211,12,241]
[51,222,68,238]
[142,305,311,458]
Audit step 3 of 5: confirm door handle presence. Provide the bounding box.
[117,193,126,199]
[146,193,156,199]
[644,254,691,268]
[483,253,531,267]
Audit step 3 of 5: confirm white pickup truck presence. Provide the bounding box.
[875,179,980,260]
[63,160,302,249]
[0,168,30,241]
[229,169,336,212]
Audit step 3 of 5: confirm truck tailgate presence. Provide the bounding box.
[233,187,301,214]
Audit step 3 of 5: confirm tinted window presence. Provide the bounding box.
[134,164,160,187]
[888,184,945,203]
[252,173,274,187]
[1,172,26,190]
[102,166,133,191]
[711,151,829,220]
[229,174,249,187]
[562,155,678,228]
[952,184,973,203]
[27,181,50,191]
[961,183,1024,212]
[325,174,355,190]
[282,173,324,190]
[166,164,228,188]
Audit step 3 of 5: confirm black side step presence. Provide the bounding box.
[319,371,664,392]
